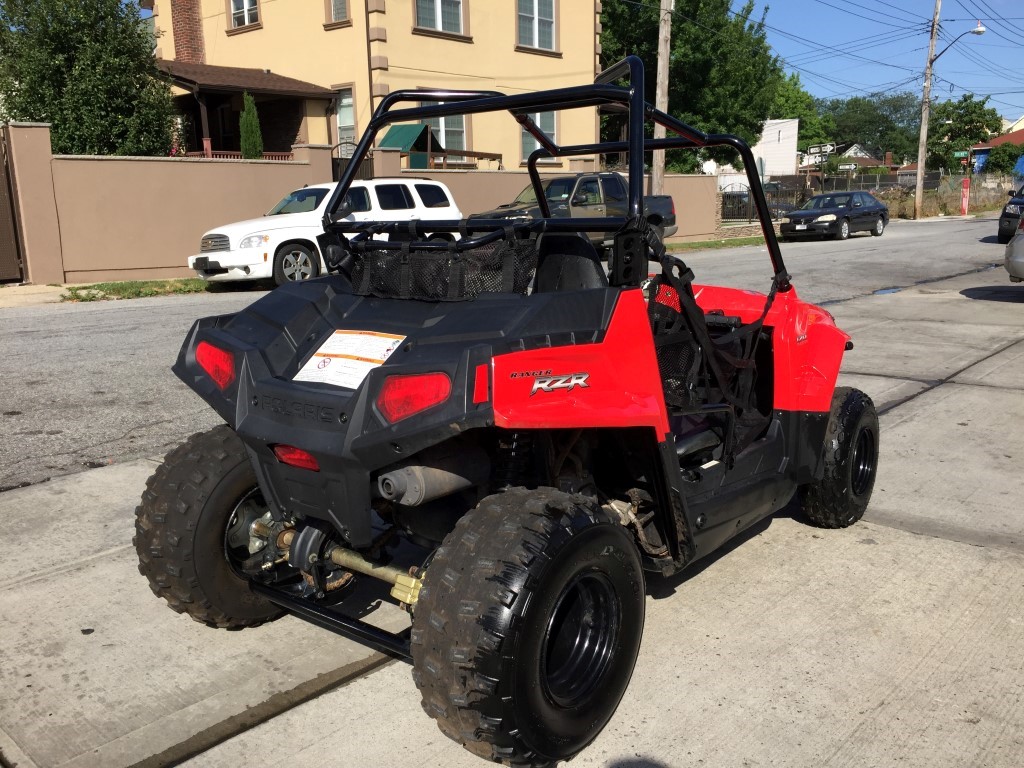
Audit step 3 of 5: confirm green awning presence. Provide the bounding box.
[377,124,444,152]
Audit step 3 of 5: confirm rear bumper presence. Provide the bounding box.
[1005,241,1024,282]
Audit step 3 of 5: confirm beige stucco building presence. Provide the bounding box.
[148,0,601,169]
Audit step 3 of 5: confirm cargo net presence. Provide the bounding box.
[349,236,538,301]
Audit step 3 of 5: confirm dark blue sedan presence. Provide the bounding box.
[780,192,889,241]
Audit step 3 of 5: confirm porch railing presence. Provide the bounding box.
[183,151,294,161]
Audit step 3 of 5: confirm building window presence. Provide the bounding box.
[231,0,259,28]
[423,108,466,164]
[416,0,462,34]
[337,88,355,158]
[521,111,556,162]
[517,0,554,50]
[330,0,348,22]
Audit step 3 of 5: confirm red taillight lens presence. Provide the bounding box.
[472,363,490,404]
[272,444,320,472]
[1018,218,1024,231]
[195,341,235,390]
[377,372,451,423]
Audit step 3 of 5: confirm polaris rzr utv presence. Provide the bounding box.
[136,56,879,766]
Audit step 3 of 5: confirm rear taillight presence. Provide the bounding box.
[196,341,235,390]
[377,372,451,423]
[1018,218,1024,231]
[272,444,320,472]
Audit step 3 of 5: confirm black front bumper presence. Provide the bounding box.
[780,220,838,238]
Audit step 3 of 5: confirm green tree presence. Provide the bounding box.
[0,0,174,155]
[983,142,1024,175]
[927,93,1002,172]
[769,73,834,150]
[239,92,263,159]
[600,0,784,171]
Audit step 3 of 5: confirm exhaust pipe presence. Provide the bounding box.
[377,443,489,506]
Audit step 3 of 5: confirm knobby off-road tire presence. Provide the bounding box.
[801,387,879,529]
[134,425,282,628]
[411,487,645,766]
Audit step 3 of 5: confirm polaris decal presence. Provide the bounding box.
[530,373,590,396]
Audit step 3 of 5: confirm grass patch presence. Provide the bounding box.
[61,278,211,302]
[667,236,766,252]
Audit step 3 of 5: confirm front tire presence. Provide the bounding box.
[800,387,879,528]
[837,218,851,240]
[273,243,320,286]
[134,426,282,628]
[411,487,645,765]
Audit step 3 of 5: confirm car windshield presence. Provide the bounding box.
[513,178,576,205]
[800,194,851,211]
[267,188,330,215]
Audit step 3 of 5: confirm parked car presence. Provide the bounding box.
[997,186,1024,245]
[779,191,888,241]
[189,178,463,285]
[469,172,677,249]
[1005,218,1024,282]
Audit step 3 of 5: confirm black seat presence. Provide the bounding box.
[532,233,608,292]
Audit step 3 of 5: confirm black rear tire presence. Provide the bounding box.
[998,232,1012,245]
[134,425,282,628]
[411,487,645,765]
[800,387,879,528]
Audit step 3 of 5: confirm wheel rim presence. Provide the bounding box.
[224,487,271,575]
[876,218,884,234]
[850,427,877,497]
[541,570,621,708]
[281,250,313,281]
[841,221,849,238]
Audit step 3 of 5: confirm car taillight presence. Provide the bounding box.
[1018,217,1024,231]
[196,341,235,390]
[272,444,320,471]
[377,372,451,423]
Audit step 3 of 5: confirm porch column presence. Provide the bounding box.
[197,94,212,157]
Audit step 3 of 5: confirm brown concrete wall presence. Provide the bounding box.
[6,126,333,283]
[3,124,64,285]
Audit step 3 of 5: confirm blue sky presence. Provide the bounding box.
[737,0,1024,120]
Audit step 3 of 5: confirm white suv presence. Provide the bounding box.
[189,178,463,285]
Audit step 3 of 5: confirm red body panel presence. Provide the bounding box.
[692,284,848,413]
[492,289,671,436]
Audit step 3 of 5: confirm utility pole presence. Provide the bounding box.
[651,0,673,196]
[914,0,942,220]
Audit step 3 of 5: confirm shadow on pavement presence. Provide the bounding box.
[607,759,675,768]
[977,235,1002,244]
[959,285,1024,303]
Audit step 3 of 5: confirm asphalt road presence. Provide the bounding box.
[0,215,1004,491]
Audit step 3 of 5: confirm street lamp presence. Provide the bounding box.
[914,15,985,219]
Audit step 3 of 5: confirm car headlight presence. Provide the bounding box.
[815,214,837,222]
[1004,205,1021,216]
[781,217,791,224]
[239,234,270,248]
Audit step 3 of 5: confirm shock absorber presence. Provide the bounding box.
[493,430,534,489]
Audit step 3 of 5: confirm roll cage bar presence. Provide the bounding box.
[321,56,790,292]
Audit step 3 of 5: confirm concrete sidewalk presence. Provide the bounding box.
[1,266,1022,768]
[0,460,399,768]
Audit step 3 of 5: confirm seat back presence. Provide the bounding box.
[532,233,608,292]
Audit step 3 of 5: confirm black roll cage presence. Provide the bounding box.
[321,55,790,291]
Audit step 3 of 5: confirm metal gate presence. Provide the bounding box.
[0,128,24,282]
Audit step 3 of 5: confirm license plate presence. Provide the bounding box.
[795,224,807,230]
[194,257,209,269]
